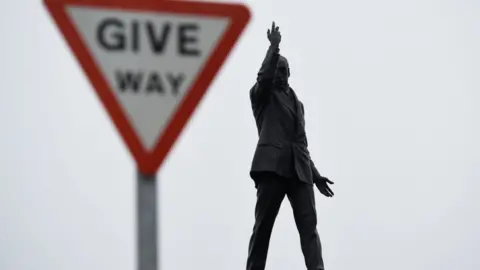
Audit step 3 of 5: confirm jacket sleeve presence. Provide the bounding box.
[305,107,324,185]
[250,45,280,103]
[310,159,324,185]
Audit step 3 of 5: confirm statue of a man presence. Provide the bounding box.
[246,22,335,270]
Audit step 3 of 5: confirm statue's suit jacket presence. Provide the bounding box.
[249,45,324,187]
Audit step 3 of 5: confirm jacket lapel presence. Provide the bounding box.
[277,88,297,116]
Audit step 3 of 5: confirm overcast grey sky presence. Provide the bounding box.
[1,0,479,269]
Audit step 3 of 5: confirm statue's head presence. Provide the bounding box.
[277,55,290,78]
[275,55,290,87]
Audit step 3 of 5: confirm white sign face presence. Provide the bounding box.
[67,6,229,150]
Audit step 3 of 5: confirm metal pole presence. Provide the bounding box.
[136,171,158,270]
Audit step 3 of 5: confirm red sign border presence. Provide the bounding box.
[43,0,250,174]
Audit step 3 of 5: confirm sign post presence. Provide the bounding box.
[137,172,158,270]
[43,0,250,269]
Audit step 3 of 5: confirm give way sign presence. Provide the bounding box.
[43,0,251,175]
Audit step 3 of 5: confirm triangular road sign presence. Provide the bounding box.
[44,0,250,175]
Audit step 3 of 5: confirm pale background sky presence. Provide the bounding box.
[1,0,479,270]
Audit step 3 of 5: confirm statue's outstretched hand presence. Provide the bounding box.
[315,176,334,197]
